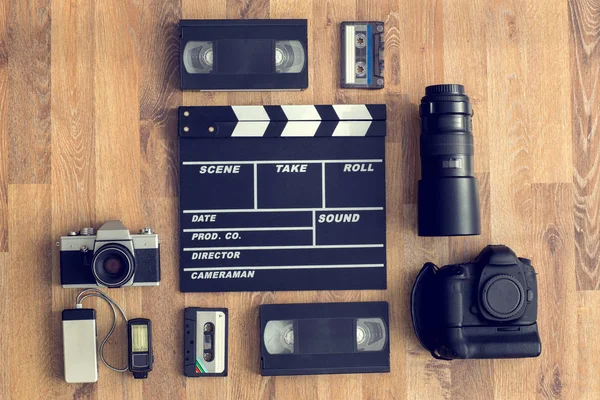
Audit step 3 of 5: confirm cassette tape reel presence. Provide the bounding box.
[180,20,308,91]
[260,302,390,376]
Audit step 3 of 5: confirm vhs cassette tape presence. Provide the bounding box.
[184,308,228,377]
[260,302,390,376]
[341,21,384,89]
[180,19,308,91]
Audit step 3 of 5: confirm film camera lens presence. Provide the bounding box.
[418,84,481,236]
[92,244,135,288]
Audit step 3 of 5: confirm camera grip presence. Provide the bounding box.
[410,263,444,358]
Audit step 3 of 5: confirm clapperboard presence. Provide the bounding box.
[178,104,387,292]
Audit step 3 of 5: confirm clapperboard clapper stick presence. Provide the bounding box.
[178,104,387,292]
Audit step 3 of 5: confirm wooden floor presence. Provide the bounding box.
[0,0,598,399]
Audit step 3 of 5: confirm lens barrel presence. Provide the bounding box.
[418,84,481,236]
[92,244,136,288]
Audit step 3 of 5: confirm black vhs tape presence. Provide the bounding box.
[184,308,228,377]
[180,19,308,91]
[260,302,390,376]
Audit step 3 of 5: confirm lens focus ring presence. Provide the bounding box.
[425,84,465,95]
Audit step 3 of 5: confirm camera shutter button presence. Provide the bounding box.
[481,274,525,319]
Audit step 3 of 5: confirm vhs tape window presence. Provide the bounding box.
[182,40,305,75]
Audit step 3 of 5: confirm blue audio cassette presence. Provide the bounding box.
[178,104,387,292]
[341,21,384,89]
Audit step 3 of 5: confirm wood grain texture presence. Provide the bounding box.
[577,291,600,399]
[0,0,597,399]
[7,0,51,184]
[0,0,7,252]
[570,0,600,290]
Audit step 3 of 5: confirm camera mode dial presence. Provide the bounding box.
[481,274,525,320]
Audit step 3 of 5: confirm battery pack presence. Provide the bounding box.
[62,309,98,383]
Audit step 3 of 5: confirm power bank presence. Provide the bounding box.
[62,309,98,383]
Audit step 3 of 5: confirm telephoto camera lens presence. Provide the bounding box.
[418,84,481,236]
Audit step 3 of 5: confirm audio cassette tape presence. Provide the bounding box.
[184,308,228,377]
[180,19,308,91]
[260,302,390,376]
[341,21,384,89]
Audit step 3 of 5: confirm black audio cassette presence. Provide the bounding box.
[180,19,308,91]
[260,302,390,376]
[340,21,384,89]
[184,308,228,377]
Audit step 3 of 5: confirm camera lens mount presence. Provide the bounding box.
[481,274,525,320]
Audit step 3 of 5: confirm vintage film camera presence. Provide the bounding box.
[59,220,160,288]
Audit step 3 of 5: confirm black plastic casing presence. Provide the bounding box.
[60,247,160,287]
[411,245,541,359]
[128,318,153,379]
[180,19,308,91]
[183,307,229,377]
[418,84,481,236]
[260,302,390,376]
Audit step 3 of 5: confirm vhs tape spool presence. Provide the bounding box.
[180,19,308,91]
[341,21,384,89]
[184,308,228,377]
[260,302,390,376]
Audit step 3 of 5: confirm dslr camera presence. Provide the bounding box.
[59,220,160,288]
[411,245,541,359]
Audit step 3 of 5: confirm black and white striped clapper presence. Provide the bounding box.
[178,104,387,293]
[178,104,386,137]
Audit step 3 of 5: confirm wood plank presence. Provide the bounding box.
[7,184,52,398]
[577,291,600,399]
[533,183,577,399]
[49,1,97,396]
[485,1,536,398]
[487,0,533,250]
[7,0,51,184]
[93,1,143,398]
[49,0,97,232]
[569,0,600,290]
[0,0,7,252]
[0,253,9,396]
[526,1,572,184]
[138,0,181,200]
[136,2,183,399]
[443,0,492,264]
